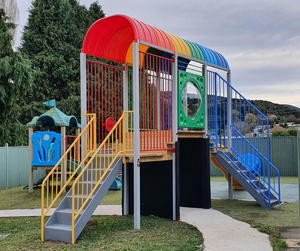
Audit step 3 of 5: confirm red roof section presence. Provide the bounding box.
[82,15,160,63]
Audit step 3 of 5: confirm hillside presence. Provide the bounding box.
[249,100,300,123]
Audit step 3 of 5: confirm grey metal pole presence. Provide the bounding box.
[123,64,129,215]
[203,62,208,137]
[133,42,141,229]
[172,53,178,220]
[61,126,66,192]
[28,128,33,192]
[80,53,87,129]
[6,143,9,189]
[227,70,233,200]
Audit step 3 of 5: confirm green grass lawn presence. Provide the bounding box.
[0,215,203,250]
[0,187,203,250]
[0,177,298,250]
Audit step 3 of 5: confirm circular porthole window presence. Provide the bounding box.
[181,82,202,119]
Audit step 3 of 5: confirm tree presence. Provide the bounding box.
[0,8,34,145]
[272,129,297,137]
[0,0,19,47]
[20,0,104,102]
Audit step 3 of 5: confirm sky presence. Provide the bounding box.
[15,0,300,108]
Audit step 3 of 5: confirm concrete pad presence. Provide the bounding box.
[180,207,272,251]
[211,182,298,203]
[0,208,55,217]
[93,205,122,216]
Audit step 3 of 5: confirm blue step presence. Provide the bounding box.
[217,152,280,208]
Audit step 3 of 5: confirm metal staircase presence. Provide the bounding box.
[41,111,133,243]
[44,157,122,243]
[217,152,279,208]
[207,71,281,208]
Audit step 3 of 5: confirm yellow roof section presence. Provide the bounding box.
[167,33,191,57]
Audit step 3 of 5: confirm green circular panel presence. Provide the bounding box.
[181,82,202,119]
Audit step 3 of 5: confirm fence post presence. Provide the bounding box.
[5,143,8,188]
[28,127,34,192]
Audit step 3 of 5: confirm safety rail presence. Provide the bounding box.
[70,111,133,243]
[207,71,280,207]
[41,113,97,242]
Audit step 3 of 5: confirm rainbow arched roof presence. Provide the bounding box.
[82,15,229,70]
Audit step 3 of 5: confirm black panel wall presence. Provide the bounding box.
[123,160,179,220]
[178,137,211,209]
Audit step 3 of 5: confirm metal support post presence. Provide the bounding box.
[172,53,178,220]
[28,127,33,193]
[133,42,141,229]
[227,70,233,200]
[123,64,129,215]
[80,53,87,129]
[61,126,66,192]
[203,63,208,137]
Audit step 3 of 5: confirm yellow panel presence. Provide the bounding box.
[167,33,191,57]
[125,42,148,67]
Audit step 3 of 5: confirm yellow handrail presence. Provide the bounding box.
[71,111,133,243]
[41,113,97,242]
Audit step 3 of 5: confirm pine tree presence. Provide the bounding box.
[20,0,105,102]
[0,8,34,145]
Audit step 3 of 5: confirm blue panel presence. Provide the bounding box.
[194,43,229,70]
[32,131,61,166]
[178,57,190,71]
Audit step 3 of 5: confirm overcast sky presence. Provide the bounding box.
[16,0,300,108]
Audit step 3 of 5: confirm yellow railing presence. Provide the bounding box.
[70,111,133,243]
[41,113,97,242]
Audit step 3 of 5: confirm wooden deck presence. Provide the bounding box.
[124,150,173,163]
[112,130,174,162]
[178,130,206,138]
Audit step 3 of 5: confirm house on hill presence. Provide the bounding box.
[267,125,287,136]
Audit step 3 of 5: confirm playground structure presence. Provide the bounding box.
[27,106,80,192]
[40,15,281,244]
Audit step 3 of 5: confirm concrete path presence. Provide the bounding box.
[0,205,273,250]
[180,207,272,251]
[0,205,121,218]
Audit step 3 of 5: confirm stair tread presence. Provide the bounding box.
[56,208,83,214]
[45,223,72,231]
[66,194,95,199]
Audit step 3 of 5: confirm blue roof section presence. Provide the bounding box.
[194,43,229,69]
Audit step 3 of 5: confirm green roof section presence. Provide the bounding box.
[27,107,81,129]
[184,39,205,61]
